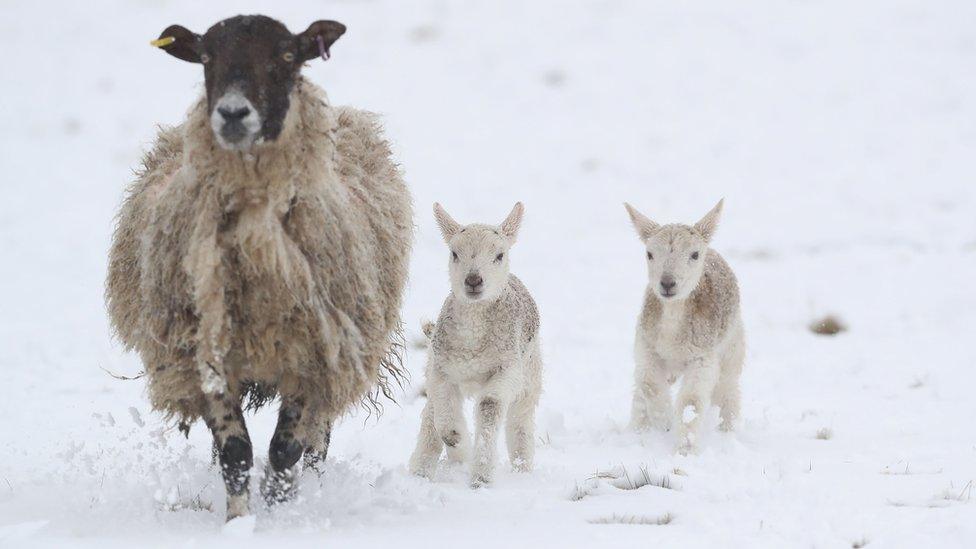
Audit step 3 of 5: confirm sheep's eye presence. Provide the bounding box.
[691,251,700,260]
[647,251,653,260]
[451,251,459,261]
[200,53,211,64]
[495,253,504,262]
[282,52,295,63]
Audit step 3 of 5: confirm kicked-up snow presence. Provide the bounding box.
[0,0,974,547]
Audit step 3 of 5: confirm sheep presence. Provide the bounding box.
[409,203,542,487]
[105,15,413,520]
[623,200,744,455]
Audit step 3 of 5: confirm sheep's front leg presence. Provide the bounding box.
[262,396,308,504]
[428,372,469,465]
[409,398,444,478]
[675,356,719,455]
[204,393,253,521]
[631,349,673,432]
[471,395,504,488]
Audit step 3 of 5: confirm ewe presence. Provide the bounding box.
[106,15,412,520]
[624,200,744,455]
[409,203,542,487]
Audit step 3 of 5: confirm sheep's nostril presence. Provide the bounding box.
[218,106,251,122]
[464,274,483,289]
[660,275,676,291]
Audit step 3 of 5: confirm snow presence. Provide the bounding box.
[1,0,975,547]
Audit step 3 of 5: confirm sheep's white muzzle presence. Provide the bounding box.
[210,91,262,151]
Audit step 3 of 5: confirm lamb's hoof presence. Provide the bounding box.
[442,430,462,447]
[511,459,532,473]
[469,471,492,489]
[676,438,699,456]
[408,459,436,479]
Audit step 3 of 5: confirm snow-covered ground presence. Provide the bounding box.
[1,0,975,547]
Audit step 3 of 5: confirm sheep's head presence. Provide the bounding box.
[624,200,723,301]
[154,15,345,151]
[433,202,524,303]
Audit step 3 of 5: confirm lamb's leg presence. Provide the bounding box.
[505,390,539,473]
[428,374,469,465]
[675,357,719,455]
[203,393,253,521]
[631,351,673,432]
[301,409,332,474]
[262,396,308,504]
[408,398,444,478]
[713,331,745,432]
[471,396,504,487]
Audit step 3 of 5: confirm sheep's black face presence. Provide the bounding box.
[154,15,345,151]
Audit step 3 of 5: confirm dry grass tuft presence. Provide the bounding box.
[590,513,673,526]
[852,537,869,548]
[815,427,833,440]
[810,315,847,335]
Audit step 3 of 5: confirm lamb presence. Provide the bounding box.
[105,15,412,520]
[409,203,542,487]
[624,200,744,455]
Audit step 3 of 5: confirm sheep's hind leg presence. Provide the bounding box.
[204,393,254,521]
[505,393,538,472]
[302,410,332,474]
[714,332,745,432]
[262,396,308,505]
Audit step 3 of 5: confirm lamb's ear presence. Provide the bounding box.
[296,20,347,62]
[433,203,461,242]
[499,202,524,243]
[153,25,202,63]
[693,199,724,242]
[624,203,659,241]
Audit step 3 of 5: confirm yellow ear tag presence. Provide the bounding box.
[150,36,176,48]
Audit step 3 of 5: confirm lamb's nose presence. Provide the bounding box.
[465,274,483,288]
[218,106,251,122]
[660,275,676,291]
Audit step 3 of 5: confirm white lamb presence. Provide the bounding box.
[409,202,542,487]
[624,200,745,455]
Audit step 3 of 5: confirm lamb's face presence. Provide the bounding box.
[624,200,724,302]
[152,15,346,151]
[446,226,513,302]
[643,226,708,300]
[433,202,525,304]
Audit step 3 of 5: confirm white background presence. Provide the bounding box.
[1,0,974,547]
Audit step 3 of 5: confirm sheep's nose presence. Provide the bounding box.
[464,274,483,288]
[218,105,251,122]
[660,275,676,291]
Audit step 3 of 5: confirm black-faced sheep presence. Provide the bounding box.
[106,15,412,520]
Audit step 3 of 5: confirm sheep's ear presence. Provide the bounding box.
[624,203,659,241]
[693,199,724,242]
[433,203,461,242]
[500,202,524,243]
[296,20,346,62]
[153,25,202,63]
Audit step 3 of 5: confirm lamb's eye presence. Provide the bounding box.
[451,251,459,262]
[495,253,504,262]
[691,251,700,260]
[200,53,211,64]
[647,251,653,260]
[282,51,295,62]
